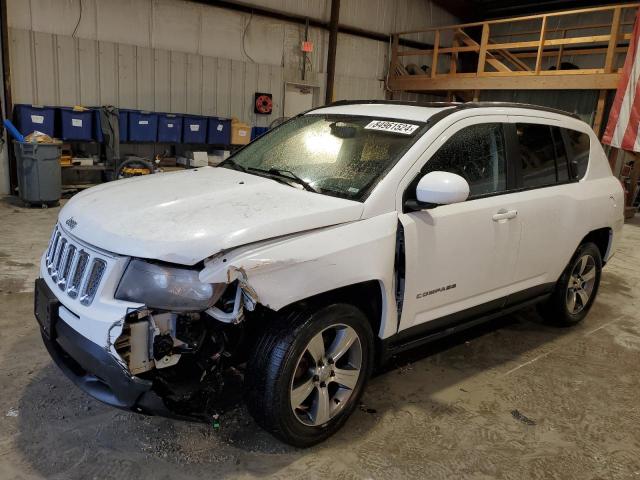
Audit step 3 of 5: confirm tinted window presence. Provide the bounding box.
[517,123,557,188]
[552,127,570,182]
[565,129,590,179]
[423,123,506,197]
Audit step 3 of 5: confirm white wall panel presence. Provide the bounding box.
[98,41,118,105]
[154,49,171,112]
[136,47,155,110]
[79,38,99,105]
[200,7,247,61]
[56,36,79,106]
[153,0,200,53]
[96,0,151,47]
[202,56,218,116]
[9,29,34,105]
[186,53,203,114]
[33,31,56,105]
[170,51,187,113]
[117,44,136,108]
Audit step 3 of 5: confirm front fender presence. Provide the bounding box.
[200,212,399,338]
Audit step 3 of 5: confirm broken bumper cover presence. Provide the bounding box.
[41,318,169,415]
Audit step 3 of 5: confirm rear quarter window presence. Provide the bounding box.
[565,129,590,179]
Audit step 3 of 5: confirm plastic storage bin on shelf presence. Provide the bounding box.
[251,126,269,141]
[13,141,62,207]
[128,110,158,142]
[182,115,207,143]
[119,109,129,141]
[231,119,251,145]
[14,104,55,137]
[158,114,183,143]
[93,108,104,142]
[207,118,231,145]
[59,107,93,141]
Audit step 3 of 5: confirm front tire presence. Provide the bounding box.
[538,242,602,326]
[244,303,374,447]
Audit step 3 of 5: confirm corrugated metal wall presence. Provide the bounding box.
[6,0,457,122]
[2,0,457,194]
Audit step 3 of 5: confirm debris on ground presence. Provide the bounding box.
[359,403,377,414]
[6,407,19,417]
[511,409,536,425]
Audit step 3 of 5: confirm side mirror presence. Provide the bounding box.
[406,171,470,211]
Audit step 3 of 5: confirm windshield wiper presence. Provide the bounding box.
[220,158,249,173]
[248,167,318,193]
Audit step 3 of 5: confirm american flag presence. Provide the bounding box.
[602,8,640,151]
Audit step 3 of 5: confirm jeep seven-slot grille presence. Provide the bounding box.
[45,225,107,306]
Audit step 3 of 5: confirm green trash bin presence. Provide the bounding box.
[13,141,62,207]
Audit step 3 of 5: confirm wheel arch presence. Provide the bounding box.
[275,280,385,341]
[581,227,612,264]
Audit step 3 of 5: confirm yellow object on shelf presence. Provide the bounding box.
[231,118,251,145]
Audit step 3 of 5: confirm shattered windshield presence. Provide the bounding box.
[220,114,426,201]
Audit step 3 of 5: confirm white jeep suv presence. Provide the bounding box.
[35,101,624,447]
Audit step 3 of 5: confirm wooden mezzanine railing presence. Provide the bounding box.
[388,3,639,94]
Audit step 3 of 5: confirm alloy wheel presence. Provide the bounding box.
[566,254,597,314]
[290,324,363,426]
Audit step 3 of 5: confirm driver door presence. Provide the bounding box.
[397,116,522,333]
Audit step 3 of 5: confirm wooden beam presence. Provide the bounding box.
[477,23,489,75]
[388,72,621,91]
[431,30,440,78]
[450,35,459,75]
[556,29,566,69]
[535,16,547,73]
[544,35,611,46]
[605,7,622,73]
[593,89,608,136]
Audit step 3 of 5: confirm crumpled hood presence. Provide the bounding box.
[59,167,364,265]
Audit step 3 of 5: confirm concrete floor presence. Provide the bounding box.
[1,195,639,480]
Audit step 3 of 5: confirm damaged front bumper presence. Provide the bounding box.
[41,316,171,415]
[36,277,245,420]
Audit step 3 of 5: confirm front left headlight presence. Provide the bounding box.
[115,259,226,311]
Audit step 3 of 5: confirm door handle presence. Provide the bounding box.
[492,209,518,221]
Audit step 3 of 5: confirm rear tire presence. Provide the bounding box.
[244,303,374,447]
[538,242,602,326]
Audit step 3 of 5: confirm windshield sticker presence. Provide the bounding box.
[364,120,419,135]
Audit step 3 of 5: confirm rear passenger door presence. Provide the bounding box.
[503,116,582,303]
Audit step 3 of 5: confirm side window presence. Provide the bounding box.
[422,123,507,197]
[552,126,570,182]
[565,129,590,179]
[516,123,557,188]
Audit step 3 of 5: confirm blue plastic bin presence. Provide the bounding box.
[93,108,103,142]
[119,109,129,142]
[207,117,231,145]
[14,104,55,137]
[128,110,158,142]
[157,114,183,143]
[182,115,207,143]
[59,107,94,141]
[251,126,269,141]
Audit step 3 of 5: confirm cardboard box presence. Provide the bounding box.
[231,119,251,145]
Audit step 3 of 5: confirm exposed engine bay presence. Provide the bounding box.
[113,281,259,418]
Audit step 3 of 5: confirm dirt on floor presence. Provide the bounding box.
[0,195,639,480]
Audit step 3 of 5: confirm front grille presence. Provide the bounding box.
[45,225,108,306]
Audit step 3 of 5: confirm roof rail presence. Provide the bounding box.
[314,99,580,120]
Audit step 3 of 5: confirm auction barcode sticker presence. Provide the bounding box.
[365,120,419,135]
